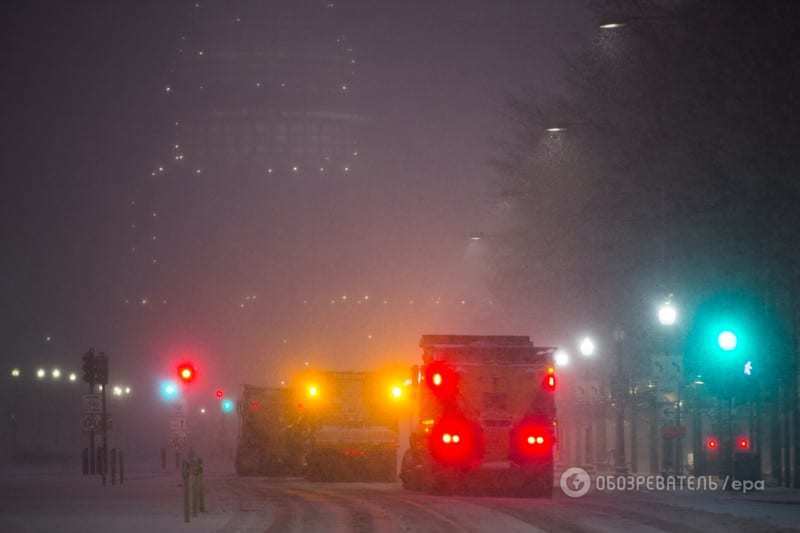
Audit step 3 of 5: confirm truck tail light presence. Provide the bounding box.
[424,361,459,400]
[429,414,483,466]
[543,367,556,391]
[510,417,554,463]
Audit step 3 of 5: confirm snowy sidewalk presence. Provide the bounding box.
[0,471,232,533]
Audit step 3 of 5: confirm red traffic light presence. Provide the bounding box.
[737,437,750,450]
[215,388,224,399]
[177,363,196,384]
[706,436,719,450]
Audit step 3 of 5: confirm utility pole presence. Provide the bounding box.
[82,349,96,475]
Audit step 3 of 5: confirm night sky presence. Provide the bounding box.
[0,1,592,391]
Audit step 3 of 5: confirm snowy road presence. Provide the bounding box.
[215,477,800,533]
[2,473,799,532]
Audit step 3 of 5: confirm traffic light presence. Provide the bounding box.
[221,398,235,413]
[717,330,738,352]
[737,437,751,450]
[177,363,196,384]
[82,349,96,384]
[159,380,180,402]
[706,436,719,451]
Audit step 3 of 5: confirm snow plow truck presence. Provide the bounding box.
[400,335,557,497]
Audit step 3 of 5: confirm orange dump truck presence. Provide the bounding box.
[301,371,399,481]
[400,335,557,496]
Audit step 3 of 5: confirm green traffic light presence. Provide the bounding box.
[717,330,738,351]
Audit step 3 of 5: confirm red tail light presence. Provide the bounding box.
[429,414,483,466]
[424,361,460,401]
[543,367,556,391]
[510,416,554,463]
[706,437,719,450]
[737,437,750,450]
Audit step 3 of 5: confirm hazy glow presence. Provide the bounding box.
[11,368,20,378]
[554,349,570,367]
[599,22,625,29]
[578,337,596,357]
[718,330,737,351]
[51,368,61,379]
[69,372,77,382]
[658,302,678,326]
[36,368,46,379]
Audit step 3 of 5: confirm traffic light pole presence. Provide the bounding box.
[101,381,108,486]
[88,381,96,475]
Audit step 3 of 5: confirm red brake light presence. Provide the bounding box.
[511,416,554,463]
[424,361,459,400]
[429,414,483,466]
[543,367,556,391]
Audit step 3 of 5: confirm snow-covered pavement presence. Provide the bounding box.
[1,472,799,532]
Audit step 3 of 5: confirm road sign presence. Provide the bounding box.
[82,394,102,414]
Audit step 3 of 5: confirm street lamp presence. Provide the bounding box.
[36,368,46,379]
[51,368,61,380]
[124,386,131,395]
[554,349,570,367]
[658,302,678,326]
[546,127,566,132]
[11,368,21,378]
[578,337,596,357]
[599,22,626,29]
[68,372,77,382]
[112,386,123,397]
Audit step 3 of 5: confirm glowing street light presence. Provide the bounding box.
[546,127,566,132]
[124,386,131,395]
[51,368,61,380]
[113,386,123,397]
[10,368,21,378]
[36,368,46,379]
[68,372,77,382]
[599,22,626,29]
[578,337,596,357]
[658,302,678,326]
[554,349,570,367]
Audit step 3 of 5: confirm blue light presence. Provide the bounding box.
[159,380,181,402]
[221,398,235,413]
